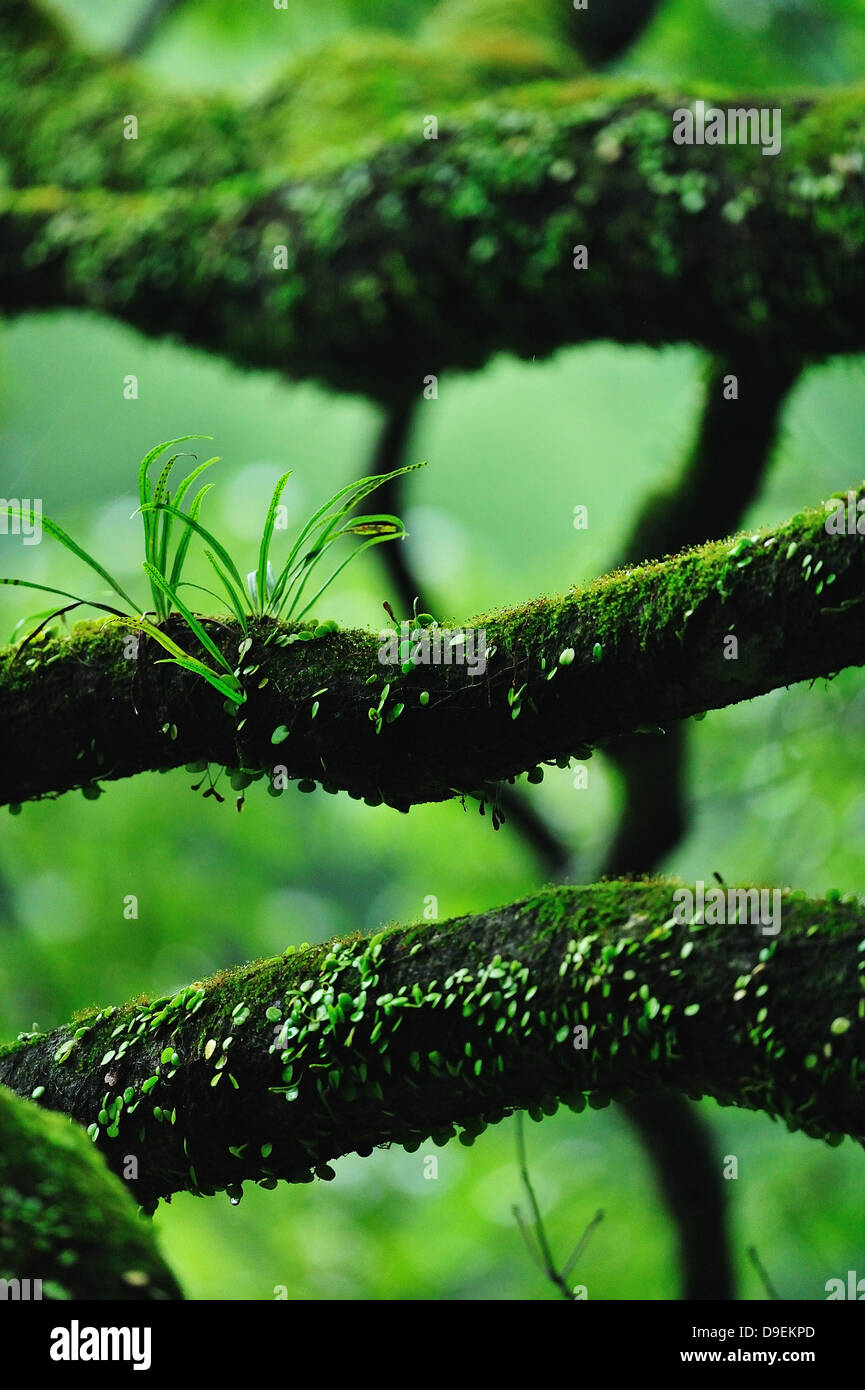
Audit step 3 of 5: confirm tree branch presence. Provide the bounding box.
[624,1087,733,1302]
[0,43,861,399]
[0,878,861,1208]
[599,356,799,1297]
[0,484,862,810]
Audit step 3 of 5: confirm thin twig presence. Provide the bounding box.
[747,1245,781,1300]
[514,1112,604,1300]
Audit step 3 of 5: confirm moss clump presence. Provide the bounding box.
[0,1084,182,1299]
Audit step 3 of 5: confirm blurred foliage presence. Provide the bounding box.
[0,0,863,1300]
[626,0,865,87]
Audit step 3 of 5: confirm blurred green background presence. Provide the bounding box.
[1,0,864,1300]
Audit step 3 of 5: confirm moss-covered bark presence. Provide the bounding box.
[0,1084,182,1298]
[0,484,862,811]
[0,0,582,189]
[0,1,863,398]
[0,878,862,1208]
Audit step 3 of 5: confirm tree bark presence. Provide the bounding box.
[0,0,861,399]
[0,878,861,1209]
[0,483,862,810]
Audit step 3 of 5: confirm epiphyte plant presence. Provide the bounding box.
[1,437,424,707]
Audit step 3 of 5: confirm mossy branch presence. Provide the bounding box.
[0,0,862,398]
[0,878,862,1208]
[0,484,863,810]
[0,1083,182,1298]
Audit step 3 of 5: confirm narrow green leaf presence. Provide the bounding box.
[329,512,405,540]
[141,562,233,673]
[8,605,68,644]
[153,452,189,511]
[173,457,219,511]
[153,652,245,705]
[141,502,248,615]
[258,471,291,617]
[0,509,139,612]
[137,437,208,576]
[153,456,196,594]
[202,550,249,632]
[293,529,409,622]
[269,463,424,611]
[168,483,214,591]
[137,435,209,512]
[0,578,129,621]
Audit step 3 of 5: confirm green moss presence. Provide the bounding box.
[1,481,861,812]
[1,9,862,398]
[0,0,584,190]
[2,878,862,1206]
[0,1084,181,1298]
